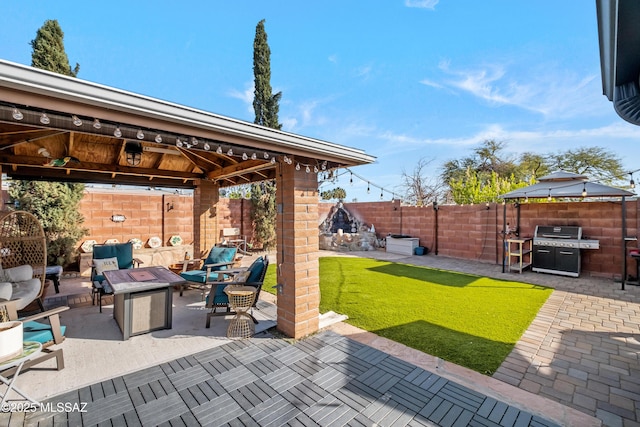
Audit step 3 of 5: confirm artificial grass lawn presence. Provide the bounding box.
[263,256,552,374]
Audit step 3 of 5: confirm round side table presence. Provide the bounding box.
[224,286,257,339]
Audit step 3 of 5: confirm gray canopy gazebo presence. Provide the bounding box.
[500,171,635,287]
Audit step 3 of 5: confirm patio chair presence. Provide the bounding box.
[0,299,69,377]
[178,246,238,299]
[91,242,143,312]
[0,211,47,313]
[204,255,269,328]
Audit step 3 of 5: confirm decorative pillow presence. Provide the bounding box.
[94,257,119,275]
[235,270,251,283]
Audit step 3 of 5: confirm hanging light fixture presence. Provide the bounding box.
[155,134,163,143]
[547,189,552,201]
[367,182,370,194]
[251,152,257,160]
[305,165,311,173]
[190,137,198,146]
[72,115,82,126]
[227,148,233,156]
[12,108,23,121]
[176,138,183,148]
[203,142,210,151]
[270,157,276,164]
[124,141,143,166]
[92,118,102,129]
[582,183,587,198]
[630,173,635,189]
[136,129,145,139]
[113,126,122,138]
[242,152,248,161]
[296,163,301,171]
[39,113,50,125]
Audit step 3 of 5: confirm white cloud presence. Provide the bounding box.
[227,83,254,114]
[435,61,605,119]
[405,0,439,9]
[419,78,444,89]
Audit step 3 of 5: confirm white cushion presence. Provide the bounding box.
[0,282,12,301]
[2,265,34,282]
[10,279,41,310]
[94,257,119,275]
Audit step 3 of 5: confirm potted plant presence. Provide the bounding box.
[0,306,23,362]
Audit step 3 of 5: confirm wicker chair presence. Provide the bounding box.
[0,211,47,312]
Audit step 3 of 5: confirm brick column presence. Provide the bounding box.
[276,161,320,339]
[193,180,219,258]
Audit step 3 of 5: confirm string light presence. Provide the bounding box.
[367,182,370,194]
[113,126,122,138]
[72,115,82,126]
[12,108,23,120]
[155,134,163,143]
[547,189,552,202]
[136,129,145,139]
[93,118,102,129]
[39,113,50,125]
[582,183,587,197]
[630,173,635,189]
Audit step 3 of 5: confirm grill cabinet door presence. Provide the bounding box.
[533,246,554,270]
[556,247,579,273]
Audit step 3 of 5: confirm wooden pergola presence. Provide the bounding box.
[0,59,376,338]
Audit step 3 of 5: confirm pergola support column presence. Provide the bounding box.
[193,180,220,258]
[276,162,320,339]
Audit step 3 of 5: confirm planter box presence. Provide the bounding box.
[386,237,419,256]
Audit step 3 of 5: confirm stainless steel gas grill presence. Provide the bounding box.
[532,225,600,277]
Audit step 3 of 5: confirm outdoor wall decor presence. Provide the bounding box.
[147,236,162,248]
[169,235,183,246]
[105,239,119,244]
[80,239,97,253]
[111,214,126,223]
[129,238,143,250]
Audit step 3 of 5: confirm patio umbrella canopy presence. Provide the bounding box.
[499,171,636,286]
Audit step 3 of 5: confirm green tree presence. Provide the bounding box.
[30,19,79,77]
[9,182,88,266]
[449,169,530,205]
[545,146,624,185]
[12,19,88,268]
[250,19,281,250]
[250,181,277,250]
[321,187,347,201]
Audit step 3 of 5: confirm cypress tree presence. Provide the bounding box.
[30,19,79,77]
[12,19,87,267]
[250,19,281,250]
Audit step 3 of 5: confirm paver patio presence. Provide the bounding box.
[2,250,637,426]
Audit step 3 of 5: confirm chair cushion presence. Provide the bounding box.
[0,282,11,301]
[203,247,237,268]
[93,243,134,270]
[10,279,41,310]
[1,265,34,282]
[94,257,119,276]
[23,320,66,344]
[205,285,229,305]
[246,257,265,283]
[180,270,228,284]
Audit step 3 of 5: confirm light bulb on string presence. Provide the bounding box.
[350,172,353,185]
[12,108,23,121]
[270,157,276,164]
[93,118,101,129]
[203,142,210,150]
[155,134,163,143]
[296,163,301,171]
[72,115,82,126]
[40,113,50,125]
[305,165,311,173]
[136,130,144,139]
[547,189,552,202]
[264,152,269,159]
[314,165,319,173]
[227,148,233,156]
[380,190,384,200]
[216,146,223,154]
[367,182,370,194]
[251,153,257,160]
[176,138,183,148]
[630,173,635,189]
[190,137,198,146]
[242,153,248,161]
[113,126,122,138]
[582,183,587,198]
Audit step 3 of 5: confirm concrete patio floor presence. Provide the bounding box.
[1,250,638,426]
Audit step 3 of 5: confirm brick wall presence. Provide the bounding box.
[65,189,640,280]
[79,189,193,249]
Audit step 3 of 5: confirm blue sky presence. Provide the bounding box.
[2,1,639,202]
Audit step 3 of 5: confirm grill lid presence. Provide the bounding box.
[534,225,582,240]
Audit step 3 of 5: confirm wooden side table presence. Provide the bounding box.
[224,286,257,339]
